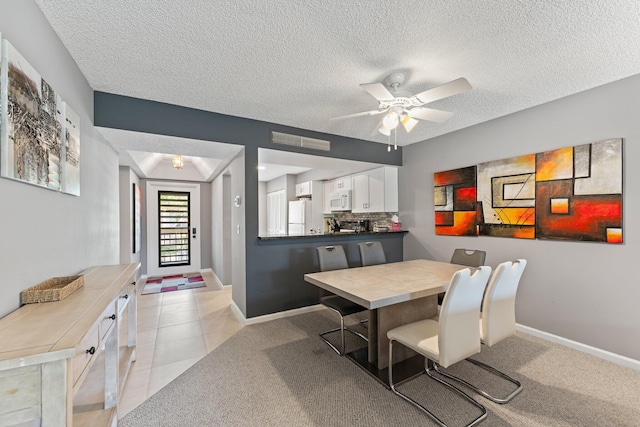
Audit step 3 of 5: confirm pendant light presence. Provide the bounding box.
[172,154,184,169]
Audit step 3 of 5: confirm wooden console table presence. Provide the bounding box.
[0,263,139,427]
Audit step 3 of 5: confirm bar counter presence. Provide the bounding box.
[247,230,408,318]
[258,230,408,241]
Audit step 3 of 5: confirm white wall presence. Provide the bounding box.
[401,74,640,360]
[230,152,246,312]
[212,173,232,285]
[0,0,120,317]
[211,151,244,295]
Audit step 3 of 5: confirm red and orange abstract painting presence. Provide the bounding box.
[535,139,622,243]
[434,138,623,243]
[434,166,477,236]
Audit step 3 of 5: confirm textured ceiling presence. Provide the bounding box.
[35,0,640,149]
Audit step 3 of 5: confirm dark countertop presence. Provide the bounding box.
[258,230,408,240]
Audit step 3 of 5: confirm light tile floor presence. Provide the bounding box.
[118,277,244,419]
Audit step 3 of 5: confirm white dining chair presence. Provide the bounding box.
[433,259,527,403]
[387,266,491,427]
[438,249,487,306]
[316,245,368,355]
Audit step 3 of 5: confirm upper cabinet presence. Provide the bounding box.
[330,176,351,192]
[351,166,398,213]
[295,181,312,197]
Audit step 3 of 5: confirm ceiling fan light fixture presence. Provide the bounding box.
[400,114,419,133]
[378,126,391,136]
[382,111,399,130]
[172,154,184,169]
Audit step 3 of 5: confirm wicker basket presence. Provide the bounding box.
[21,275,85,304]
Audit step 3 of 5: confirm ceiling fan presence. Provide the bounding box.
[331,72,472,136]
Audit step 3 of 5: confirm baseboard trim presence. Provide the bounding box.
[517,324,640,371]
[229,300,246,323]
[202,268,224,290]
[230,302,326,326]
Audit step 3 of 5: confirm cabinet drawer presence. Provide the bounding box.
[72,322,100,386]
[0,365,40,418]
[118,285,133,314]
[100,301,117,341]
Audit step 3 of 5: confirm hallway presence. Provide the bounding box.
[119,275,244,417]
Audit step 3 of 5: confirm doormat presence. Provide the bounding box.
[142,273,206,295]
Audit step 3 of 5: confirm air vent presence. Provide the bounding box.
[272,131,330,151]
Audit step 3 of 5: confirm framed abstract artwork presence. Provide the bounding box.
[434,165,477,236]
[535,139,622,243]
[0,37,80,195]
[477,154,536,239]
[434,138,623,244]
[62,102,80,195]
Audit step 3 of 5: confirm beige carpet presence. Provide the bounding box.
[120,310,640,426]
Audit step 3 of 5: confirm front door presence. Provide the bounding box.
[146,181,201,277]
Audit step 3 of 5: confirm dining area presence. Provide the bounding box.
[304,244,527,427]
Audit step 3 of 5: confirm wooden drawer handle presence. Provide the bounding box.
[86,346,96,355]
[109,314,116,320]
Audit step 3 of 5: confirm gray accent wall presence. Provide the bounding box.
[401,74,640,360]
[0,1,121,317]
[94,92,402,318]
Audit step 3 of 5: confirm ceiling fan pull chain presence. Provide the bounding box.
[394,127,398,150]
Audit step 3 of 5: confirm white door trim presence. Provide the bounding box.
[146,181,201,276]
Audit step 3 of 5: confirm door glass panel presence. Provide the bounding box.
[158,191,190,267]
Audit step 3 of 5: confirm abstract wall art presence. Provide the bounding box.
[434,138,623,244]
[535,139,622,243]
[0,36,80,195]
[434,165,477,236]
[477,154,536,239]
[62,102,80,195]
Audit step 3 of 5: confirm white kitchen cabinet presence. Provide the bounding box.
[295,181,312,197]
[331,176,351,192]
[351,173,370,213]
[351,166,398,213]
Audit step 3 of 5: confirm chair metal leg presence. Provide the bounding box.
[432,358,523,404]
[319,306,368,355]
[388,339,487,427]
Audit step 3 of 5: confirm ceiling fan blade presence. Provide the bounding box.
[408,107,454,123]
[413,77,472,105]
[330,109,386,121]
[360,82,395,101]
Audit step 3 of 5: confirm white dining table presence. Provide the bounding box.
[304,259,465,384]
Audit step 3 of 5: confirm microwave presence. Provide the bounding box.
[329,190,352,211]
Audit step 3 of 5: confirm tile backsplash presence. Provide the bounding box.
[330,212,397,229]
